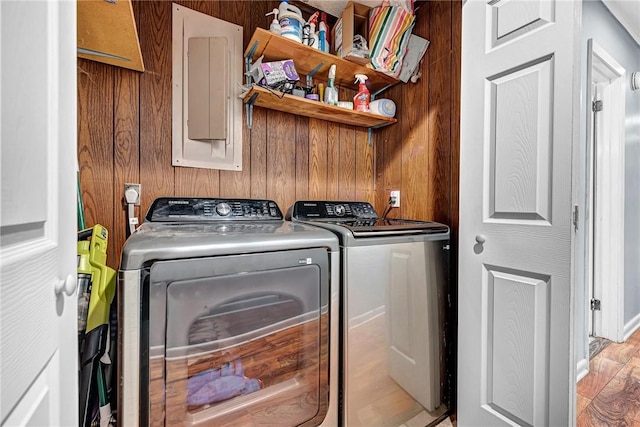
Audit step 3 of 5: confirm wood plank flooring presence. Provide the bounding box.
[577,328,640,426]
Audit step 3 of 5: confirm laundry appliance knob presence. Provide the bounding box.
[216,202,232,216]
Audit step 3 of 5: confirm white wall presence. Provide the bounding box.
[576,0,640,364]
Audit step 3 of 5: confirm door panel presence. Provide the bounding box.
[489,57,552,221]
[483,268,550,426]
[0,0,77,425]
[491,0,554,48]
[459,0,578,425]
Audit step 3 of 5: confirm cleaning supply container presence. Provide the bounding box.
[266,8,281,35]
[369,99,396,117]
[353,74,370,112]
[279,0,303,42]
[324,64,338,105]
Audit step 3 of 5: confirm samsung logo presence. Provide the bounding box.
[168,200,189,205]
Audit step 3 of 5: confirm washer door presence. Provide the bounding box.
[147,248,330,427]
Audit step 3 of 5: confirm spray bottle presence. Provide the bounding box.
[265,9,281,35]
[324,64,338,105]
[353,74,370,112]
[319,12,330,53]
[306,12,319,49]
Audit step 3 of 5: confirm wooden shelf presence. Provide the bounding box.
[245,28,399,94]
[244,85,397,129]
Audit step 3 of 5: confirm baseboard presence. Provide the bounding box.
[624,313,640,341]
[576,358,589,383]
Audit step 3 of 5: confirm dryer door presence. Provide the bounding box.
[147,248,330,427]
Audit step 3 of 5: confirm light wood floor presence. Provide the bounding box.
[577,327,640,426]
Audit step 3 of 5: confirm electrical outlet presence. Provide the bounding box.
[390,190,400,208]
[124,183,141,206]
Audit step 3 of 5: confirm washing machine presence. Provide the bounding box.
[288,200,450,427]
[118,197,339,427]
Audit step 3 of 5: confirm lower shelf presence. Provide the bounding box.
[243,85,397,129]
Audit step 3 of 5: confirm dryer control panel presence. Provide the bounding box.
[145,197,283,222]
[288,200,378,220]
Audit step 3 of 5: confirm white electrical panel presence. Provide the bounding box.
[172,4,243,171]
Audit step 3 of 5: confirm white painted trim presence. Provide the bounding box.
[624,313,640,341]
[576,358,589,383]
[586,39,626,343]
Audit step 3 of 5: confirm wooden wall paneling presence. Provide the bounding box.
[295,116,310,201]
[77,59,117,267]
[374,83,403,216]
[265,110,297,210]
[175,1,218,18]
[136,0,175,210]
[308,118,328,199]
[354,127,374,203]
[218,0,265,199]
[426,1,452,224]
[326,122,340,199]
[113,68,140,265]
[401,2,429,221]
[338,125,355,200]
[250,107,268,198]
[337,87,356,200]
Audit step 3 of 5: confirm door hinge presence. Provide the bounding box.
[591,298,601,311]
[592,100,603,112]
[572,205,579,231]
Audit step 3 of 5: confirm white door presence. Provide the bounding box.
[458,0,579,425]
[1,1,78,426]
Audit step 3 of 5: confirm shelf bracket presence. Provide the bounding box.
[372,84,394,98]
[244,40,262,130]
[246,93,258,129]
[245,40,259,65]
[368,128,373,146]
[308,63,324,79]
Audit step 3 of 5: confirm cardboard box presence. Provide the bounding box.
[332,1,371,65]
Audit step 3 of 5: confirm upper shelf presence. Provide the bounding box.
[244,28,399,94]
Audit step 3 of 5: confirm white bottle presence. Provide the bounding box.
[278,0,303,43]
[265,9,281,35]
[309,22,319,49]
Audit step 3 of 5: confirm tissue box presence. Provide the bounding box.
[259,59,299,87]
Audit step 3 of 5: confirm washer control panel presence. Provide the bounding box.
[146,197,283,222]
[288,200,378,220]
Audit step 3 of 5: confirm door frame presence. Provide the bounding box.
[584,38,626,346]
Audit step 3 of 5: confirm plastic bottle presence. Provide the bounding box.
[324,65,338,106]
[265,9,281,35]
[309,22,319,49]
[319,12,330,53]
[353,74,370,112]
[305,12,319,49]
[278,0,303,43]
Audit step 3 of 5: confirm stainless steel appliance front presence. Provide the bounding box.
[288,200,451,426]
[118,198,339,426]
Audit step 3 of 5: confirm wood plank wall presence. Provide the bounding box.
[77,0,460,411]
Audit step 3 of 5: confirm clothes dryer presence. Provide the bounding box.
[118,197,339,427]
[288,200,450,426]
